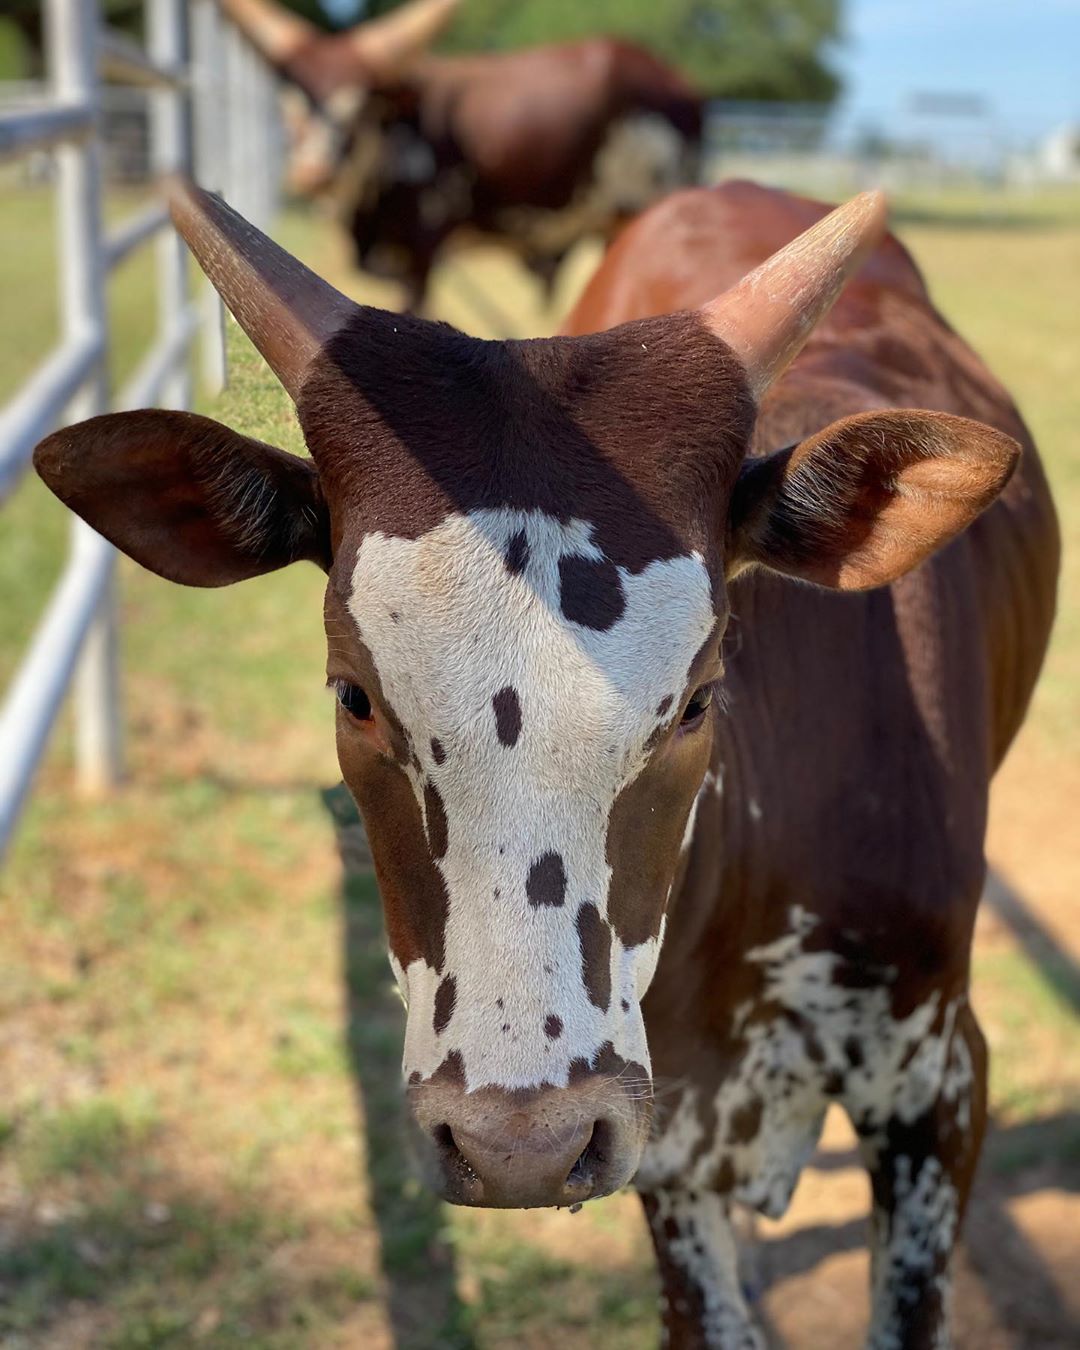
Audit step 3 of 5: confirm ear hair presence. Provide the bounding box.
[34,409,332,587]
[728,410,1020,591]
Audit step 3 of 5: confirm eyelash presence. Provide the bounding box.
[680,686,714,726]
[333,680,373,722]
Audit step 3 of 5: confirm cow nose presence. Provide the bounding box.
[411,1083,646,1209]
[449,1110,596,1208]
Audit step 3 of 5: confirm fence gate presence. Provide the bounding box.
[0,0,283,857]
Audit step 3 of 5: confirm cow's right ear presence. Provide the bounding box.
[33,409,331,587]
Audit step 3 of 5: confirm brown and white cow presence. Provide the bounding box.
[220,0,704,310]
[34,177,1057,1347]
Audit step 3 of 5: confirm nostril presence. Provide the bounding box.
[432,1121,480,1189]
[566,1118,611,1193]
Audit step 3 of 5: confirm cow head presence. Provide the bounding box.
[34,182,1018,1208]
[218,0,459,195]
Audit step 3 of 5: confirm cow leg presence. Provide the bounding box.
[858,1001,988,1350]
[640,1188,764,1349]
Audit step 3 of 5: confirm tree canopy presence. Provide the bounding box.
[0,1,844,105]
[358,0,845,103]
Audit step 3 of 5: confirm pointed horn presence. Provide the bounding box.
[346,0,459,78]
[701,190,888,400]
[217,0,318,69]
[167,175,356,402]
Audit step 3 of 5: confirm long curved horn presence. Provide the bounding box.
[346,0,459,78]
[701,190,888,399]
[217,0,317,69]
[167,176,357,403]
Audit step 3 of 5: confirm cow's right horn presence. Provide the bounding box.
[167,176,357,403]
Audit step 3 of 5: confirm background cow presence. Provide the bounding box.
[33,175,1057,1345]
[221,0,704,309]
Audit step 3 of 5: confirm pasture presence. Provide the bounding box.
[1,182,1078,1348]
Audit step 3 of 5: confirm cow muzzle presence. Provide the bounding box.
[409,1079,649,1209]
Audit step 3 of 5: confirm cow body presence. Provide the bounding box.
[306,38,703,308]
[565,182,1059,1344]
[35,177,1057,1348]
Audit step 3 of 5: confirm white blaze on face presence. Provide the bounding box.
[348,507,714,1092]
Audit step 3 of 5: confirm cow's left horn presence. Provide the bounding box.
[346,0,460,78]
[167,175,356,403]
[701,190,888,399]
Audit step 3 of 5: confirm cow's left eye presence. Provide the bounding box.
[681,686,713,726]
[335,681,373,722]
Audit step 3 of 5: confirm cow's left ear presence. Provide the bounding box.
[34,409,331,587]
[727,409,1019,590]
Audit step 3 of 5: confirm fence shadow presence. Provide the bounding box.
[322,784,475,1350]
[984,865,1080,1015]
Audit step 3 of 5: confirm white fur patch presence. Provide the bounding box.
[867,1155,958,1350]
[348,508,714,1091]
[640,907,966,1220]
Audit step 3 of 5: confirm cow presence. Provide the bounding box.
[220,0,704,310]
[33,176,1057,1348]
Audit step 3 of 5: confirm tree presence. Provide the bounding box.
[363,0,844,103]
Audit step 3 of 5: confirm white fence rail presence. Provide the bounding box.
[0,0,283,857]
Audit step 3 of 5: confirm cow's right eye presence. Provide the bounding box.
[335,681,373,722]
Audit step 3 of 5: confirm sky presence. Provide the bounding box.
[835,0,1080,148]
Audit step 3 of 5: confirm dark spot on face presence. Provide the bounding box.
[544,1014,563,1039]
[663,1217,679,1241]
[621,998,630,1012]
[577,903,612,1011]
[727,1096,763,1145]
[715,1157,736,1192]
[492,686,522,747]
[504,528,529,574]
[423,781,448,859]
[567,1043,648,1093]
[558,554,625,630]
[656,695,673,717]
[427,1050,466,1087]
[433,975,456,1034]
[430,737,446,765]
[526,852,566,908]
[844,1036,865,1068]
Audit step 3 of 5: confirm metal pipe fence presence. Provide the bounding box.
[0,0,284,857]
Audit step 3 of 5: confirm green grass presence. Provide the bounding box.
[15,1095,158,1185]
[1,182,1078,1345]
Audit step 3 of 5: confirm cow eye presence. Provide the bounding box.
[335,681,372,722]
[681,686,713,726]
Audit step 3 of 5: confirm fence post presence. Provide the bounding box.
[191,0,227,393]
[148,0,191,411]
[47,0,122,796]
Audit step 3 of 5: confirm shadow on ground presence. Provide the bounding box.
[324,784,476,1350]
